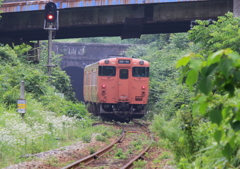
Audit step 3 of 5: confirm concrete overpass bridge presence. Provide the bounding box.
[0,0,236,45]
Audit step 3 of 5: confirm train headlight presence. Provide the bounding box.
[102,85,106,89]
[104,59,109,64]
[142,86,146,90]
[139,60,144,65]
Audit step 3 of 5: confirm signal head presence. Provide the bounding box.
[44,2,57,23]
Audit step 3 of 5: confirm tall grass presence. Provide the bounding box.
[0,95,109,168]
[150,111,235,168]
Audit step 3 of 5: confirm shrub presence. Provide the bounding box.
[114,149,127,159]
[95,135,106,142]
[64,102,88,119]
[82,135,92,143]
[133,160,147,169]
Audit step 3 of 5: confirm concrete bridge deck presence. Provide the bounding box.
[0,0,233,45]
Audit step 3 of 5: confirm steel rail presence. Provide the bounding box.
[120,121,153,169]
[61,123,125,169]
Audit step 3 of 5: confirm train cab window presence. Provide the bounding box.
[132,67,149,77]
[120,69,128,79]
[98,66,116,76]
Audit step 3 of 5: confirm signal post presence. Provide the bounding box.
[44,2,59,77]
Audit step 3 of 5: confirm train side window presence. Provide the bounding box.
[98,66,116,76]
[132,67,149,77]
[120,69,128,79]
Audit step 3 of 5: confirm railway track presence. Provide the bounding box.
[61,121,153,169]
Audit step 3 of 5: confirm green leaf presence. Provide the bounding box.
[205,63,218,77]
[222,143,233,161]
[198,77,213,95]
[190,60,202,71]
[198,95,207,102]
[236,110,240,121]
[199,102,208,115]
[176,55,191,68]
[231,121,240,132]
[228,51,240,62]
[213,130,222,144]
[209,108,222,126]
[224,84,235,97]
[234,59,240,67]
[229,135,237,148]
[201,66,208,77]
[186,69,198,89]
[192,104,199,115]
[207,50,224,65]
[233,70,240,82]
[222,107,231,119]
[214,77,226,88]
[219,59,233,78]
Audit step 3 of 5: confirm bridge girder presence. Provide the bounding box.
[0,0,233,45]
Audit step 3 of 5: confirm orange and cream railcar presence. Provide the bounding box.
[84,57,149,121]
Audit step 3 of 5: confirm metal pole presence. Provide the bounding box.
[20,81,25,99]
[20,81,25,119]
[48,24,52,77]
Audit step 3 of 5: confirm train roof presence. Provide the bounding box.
[85,57,150,69]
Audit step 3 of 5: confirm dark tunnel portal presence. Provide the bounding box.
[63,66,84,102]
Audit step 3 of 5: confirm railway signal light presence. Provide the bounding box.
[44,2,57,23]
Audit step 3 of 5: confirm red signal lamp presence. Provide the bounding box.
[48,14,54,20]
[44,2,57,23]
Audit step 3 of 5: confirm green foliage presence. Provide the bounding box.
[64,101,87,118]
[131,139,143,150]
[141,47,193,119]
[151,110,211,165]
[0,42,93,168]
[95,135,106,142]
[114,148,127,159]
[177,49,240,167]
[101,131,111,138]
[82,134,92,143]
[0,45,19,64]
[169,33,190,50]
[38,43,76,101]
[133,160,147,169]
[46,156,59,167]
[89,147,96,154]
[123,11,240,168]
[51,67,76,101]
[0,42,79,110]
[57,34,163,45]
[158,151,171,160]
[13,43,32,62]
[189,12,240,54]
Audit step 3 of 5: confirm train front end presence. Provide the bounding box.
[97,57,149,121]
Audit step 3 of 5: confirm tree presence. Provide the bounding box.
[177,49,240,167]
[189,12,240,54]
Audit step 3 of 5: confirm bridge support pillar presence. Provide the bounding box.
[234,0,240,17]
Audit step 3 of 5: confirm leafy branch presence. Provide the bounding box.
[177,49,240,163]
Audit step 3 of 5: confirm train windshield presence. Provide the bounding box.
[120,69,129,79]
[132,67,149,77]
[98,66,116,76]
